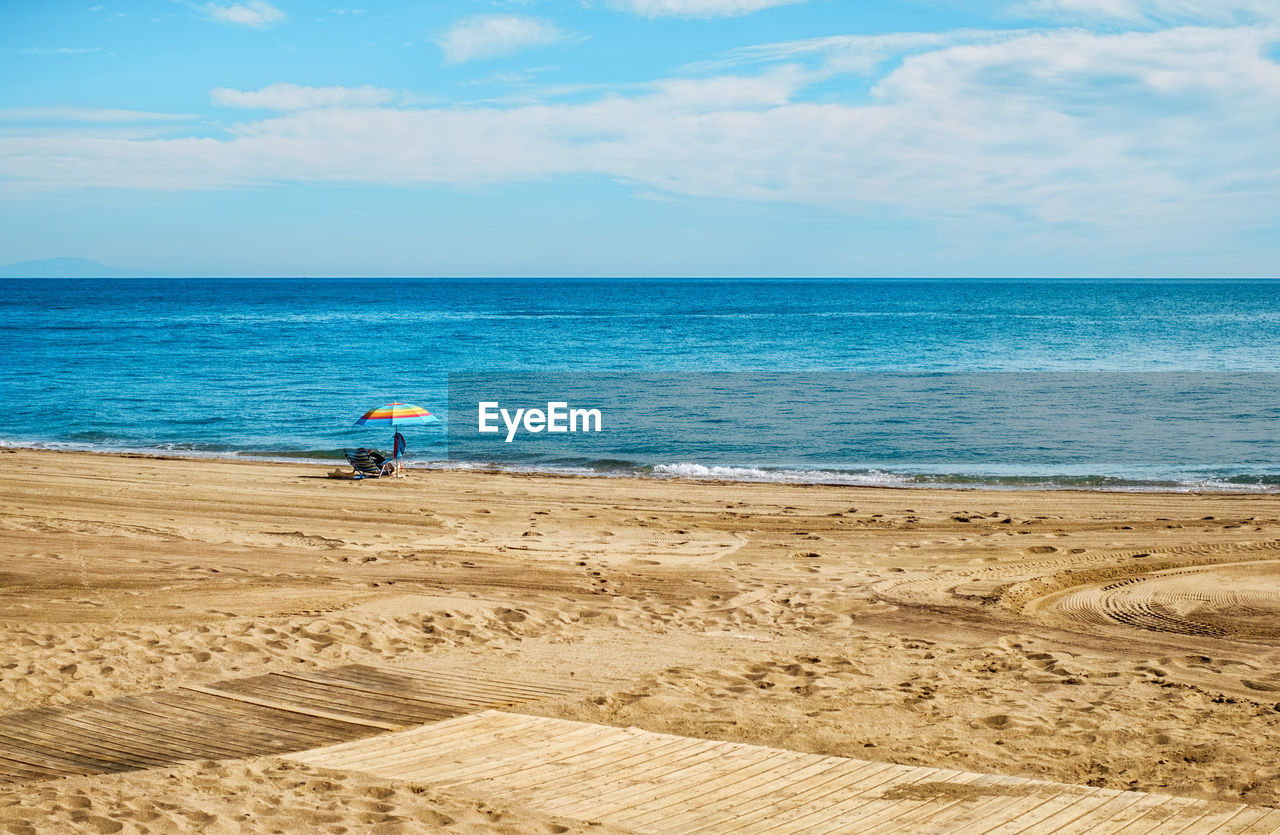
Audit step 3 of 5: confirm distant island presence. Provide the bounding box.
[0,257,132,278]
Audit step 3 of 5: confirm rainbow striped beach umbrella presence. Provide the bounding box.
[354,402,439,428]
[353,402,440,470]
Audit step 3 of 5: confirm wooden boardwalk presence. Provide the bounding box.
[289,711,1280,834]
[0,665,581,784]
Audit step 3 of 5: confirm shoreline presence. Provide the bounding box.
[5,444,1276,495]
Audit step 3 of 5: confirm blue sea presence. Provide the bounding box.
[3,278,1280,491]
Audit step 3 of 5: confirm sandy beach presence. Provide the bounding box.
[2,447,1280,831]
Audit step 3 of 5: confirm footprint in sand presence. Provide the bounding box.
[1241,679,1280,692]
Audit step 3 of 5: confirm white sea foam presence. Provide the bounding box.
[651,462,911,486]
[1176,478,1278,493]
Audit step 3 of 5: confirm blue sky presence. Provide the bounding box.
[1,0,1278,276]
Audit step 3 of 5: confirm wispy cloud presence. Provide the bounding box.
[10,47,103,56]
[461,66,558,88]
[436,14,571,65]
[685,31,1001,76]
[609,0,807,18]
[1011,0,1280,23]
[0,107,196,123]
[202,1,285,27]
[211,83,395,109]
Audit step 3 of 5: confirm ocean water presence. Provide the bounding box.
[2,278,1279,491]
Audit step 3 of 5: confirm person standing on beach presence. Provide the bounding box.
[393,431,406,475]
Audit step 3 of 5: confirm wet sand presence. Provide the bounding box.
[1,448,1279,831]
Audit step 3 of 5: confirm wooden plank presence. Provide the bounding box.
[7,710,201,767]
[181,685,403,731]
[979,787,1134,835]
[350,667,581,704]
[1015,788,1152,835]
[808,778,952,829]
[558,740,796,824]
[1249,809,1280,835]
[864,773,1033,835]
[344,663,559,691]
[256,677,461,722]
[296,668,513,709]
[687,760,899,833]
[499,731,710,800]
[807,769,974,834]
[36,702,231,755]
[298,713,555,772]
[0,750,65,779]
[768,766,950,834]
[0,748,85,781]
[849,769,995,835]
[538,738,740,816]
[72,702,258,760]
[294,714,557,774]
[0,713,168,770]
[1070,788,1198,835]
[210,677,457,725]
[396,723,630,785]
[542,742,768,819]
[1001,787,1133,834]
[739,762,917,834]
[427,732,647,789]
[1173,805,1276,835]
[332,685,514,711]
[611,748,807,828]
[1252,808,1280,835]
[665,754,853,831]
[455,731,686,796]
[106,695,325,754]
[365,664,582,696]
[0,725,138,774]
[274,670,498,713]
[195,677,423,718]
[940,786,1074,834]
[144,693,359,746]
[1107,795,1228,835]
[363,722,610,779]
[522,732,721,804]
[867,775,1043,835]
[537,738,747,816]
[287,711,530,769]
[144,689,357,735]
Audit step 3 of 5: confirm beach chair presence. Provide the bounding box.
[344,448,392,479]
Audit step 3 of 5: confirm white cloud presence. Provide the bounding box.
[436,14,570,65]
[2,25,1278,260]
[687,30,1009,76]
[611,0,806,17]
[202,1,285,27]
[211,83,394,109]
[648,68,807,108]
[12,47,103,55]
[1012,0,1280,23]
[0,107,196,123]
